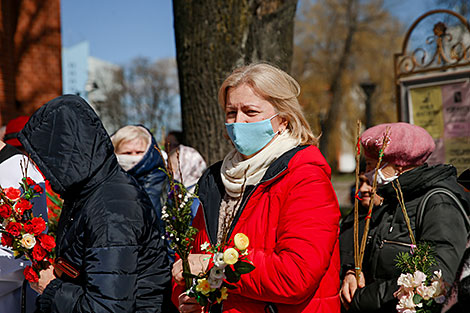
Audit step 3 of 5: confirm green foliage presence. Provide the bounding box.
[225,265,241,283]
[234,260,255,274]
[160,168,199,261]
[395,242,437,279]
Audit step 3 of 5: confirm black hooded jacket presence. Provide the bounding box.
[342,164,470,312]
[18,95,171,313]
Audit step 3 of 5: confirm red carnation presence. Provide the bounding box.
[6,222,22,236]
[25,177,36,186]
[24,217,46,236]
[33,185,43,193]
[24,266,39,283]
[32,244,47,261]
[15,199,32,215]
[38,233,56,251]
[0,204,12,219]
[1,233,13,247]
[4,187,21,201]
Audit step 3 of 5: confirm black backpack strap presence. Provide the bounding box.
[416,188,470,235]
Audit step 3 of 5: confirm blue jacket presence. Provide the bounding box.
[127,127,168,220]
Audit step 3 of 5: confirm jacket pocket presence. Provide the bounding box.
[374,239,413,280]
[379,239,414,249]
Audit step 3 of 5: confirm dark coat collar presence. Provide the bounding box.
[198,145,308,245]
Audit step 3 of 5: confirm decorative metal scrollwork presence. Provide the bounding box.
[394,10,470,80]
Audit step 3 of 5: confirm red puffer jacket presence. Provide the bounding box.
[173,145,341,312]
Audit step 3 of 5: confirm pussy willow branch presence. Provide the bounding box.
[358,127,391,272]
[392,180,416,246]
[353,120,362,282]
[175,148,184,188]
[155,144,179,207]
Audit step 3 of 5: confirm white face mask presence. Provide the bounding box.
[364,163,399,187]
[116,154,143,171]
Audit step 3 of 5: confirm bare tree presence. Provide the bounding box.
[89,67,128,133]
[92,57,178,135]
[173,0,298,165]
[293,0,403,167]
[126,58,178,134]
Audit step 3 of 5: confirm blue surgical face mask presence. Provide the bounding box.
[225,114,279,156]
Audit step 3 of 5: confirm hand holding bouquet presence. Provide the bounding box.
[0,160,56,283]
[187,233,255,307]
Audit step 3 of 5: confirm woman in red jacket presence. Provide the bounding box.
[172,63,341,313]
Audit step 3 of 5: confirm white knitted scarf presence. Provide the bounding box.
[221,131,300,198]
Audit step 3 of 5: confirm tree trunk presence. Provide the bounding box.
[319,0,358,163]
[172,0,298,165]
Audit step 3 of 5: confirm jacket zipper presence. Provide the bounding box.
[379,239,414,249]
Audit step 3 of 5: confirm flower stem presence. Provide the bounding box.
[182,257,192,289]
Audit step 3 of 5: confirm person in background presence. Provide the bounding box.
[0,139,47,313]
[165,131,207,193]
[19,95,171,313]
[173,63,341,313]
[441,168,470,312]
[340,174,383,282]
[111,125,167,218]
[340,122,470,313]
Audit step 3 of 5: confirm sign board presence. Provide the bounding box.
[395,10,470,174]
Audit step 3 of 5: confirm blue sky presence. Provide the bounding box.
[60,0,446,66]
[61,0,175,65]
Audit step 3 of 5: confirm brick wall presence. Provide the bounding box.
[0,0,62,126]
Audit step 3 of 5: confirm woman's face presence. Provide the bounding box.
[116,138,147,156]
[225,83,286,131]
[358,176,382,208]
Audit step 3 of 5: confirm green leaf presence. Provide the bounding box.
[196,294,208,306]
[413,293,423,304]
[234,261,255,274]
[225,265,241,283]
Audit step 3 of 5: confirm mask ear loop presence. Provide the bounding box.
[270,113,284,135]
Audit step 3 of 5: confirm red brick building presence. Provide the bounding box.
[0,0,62,126]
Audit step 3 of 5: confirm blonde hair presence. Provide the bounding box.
[111,125,150,153]
[218,63,318,146]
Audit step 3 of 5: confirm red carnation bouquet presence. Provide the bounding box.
[0,160,56,283]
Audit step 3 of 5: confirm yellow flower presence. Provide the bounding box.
[223,248,239,265]
[234,233,249,251]
[21,233,36,249]
[196,278,212,295]
[13,250,20,257]
[217,286,229,303]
